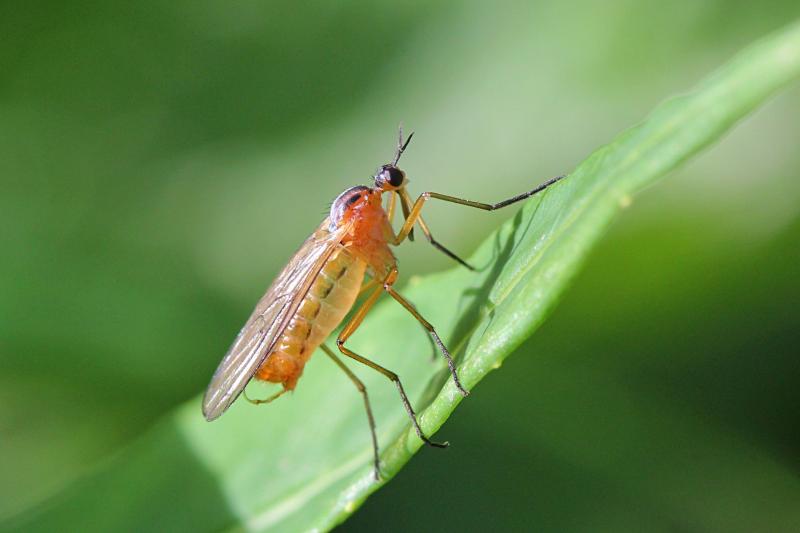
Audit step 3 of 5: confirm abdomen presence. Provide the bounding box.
[256,247,366,389]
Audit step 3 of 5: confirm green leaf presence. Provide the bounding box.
[9,19,800,533]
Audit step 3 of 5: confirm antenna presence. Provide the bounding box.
[392,124,414,166]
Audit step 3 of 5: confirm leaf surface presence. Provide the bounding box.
[9,19,800,533]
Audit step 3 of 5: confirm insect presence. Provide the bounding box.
[202,129,565,480]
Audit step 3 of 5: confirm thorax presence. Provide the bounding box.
[341,192,396,280]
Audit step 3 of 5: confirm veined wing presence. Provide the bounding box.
[202,218,349,421]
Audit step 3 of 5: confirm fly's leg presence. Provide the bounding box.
[386,188,397,221]
[397,188,472,269]
[360,276,437,360]
[243,386,289,405]
[393,174,567,254]
[337,283,448,449]
[382,272,469,397]
[320,343,381,481]
[336,340,448,449]
[399,189,414,242]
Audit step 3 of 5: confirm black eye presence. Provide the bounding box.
[386,166,404,187]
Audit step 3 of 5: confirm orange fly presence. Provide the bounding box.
[202,129,565,479]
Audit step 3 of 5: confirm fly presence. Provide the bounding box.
[202,129,566,480]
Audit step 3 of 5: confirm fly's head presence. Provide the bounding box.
[329,128,412,234]
[373,164,407,192]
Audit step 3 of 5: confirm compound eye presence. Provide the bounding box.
[385,166,405,187]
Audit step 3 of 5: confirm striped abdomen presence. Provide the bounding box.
[255,247,366,389]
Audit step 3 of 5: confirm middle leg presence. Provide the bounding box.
[337,284,448,448]
[382,279,469,397]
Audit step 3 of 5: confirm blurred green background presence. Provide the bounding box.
[2,0,799,530]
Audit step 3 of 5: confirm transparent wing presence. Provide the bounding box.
[202,219,349,421]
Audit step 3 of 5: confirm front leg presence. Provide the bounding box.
[392,174,567,247]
